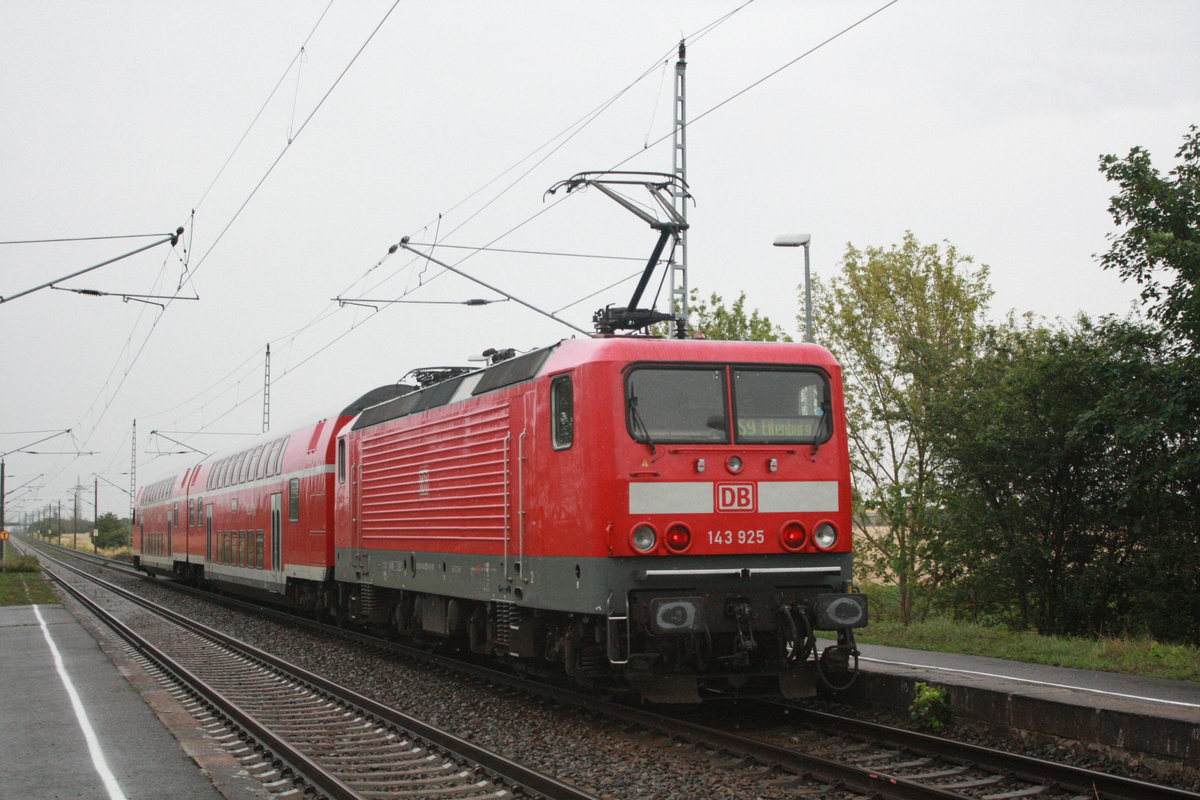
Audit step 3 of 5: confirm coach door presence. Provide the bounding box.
[270,493,282,571]
[205,504,213,564]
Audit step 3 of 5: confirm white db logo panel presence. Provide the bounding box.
[716,483,756,512]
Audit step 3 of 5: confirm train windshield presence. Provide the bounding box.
[732,368,829,444]
[626,365,830,445]
[626,367,728,443]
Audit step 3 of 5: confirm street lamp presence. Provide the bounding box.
[773,233,813,342]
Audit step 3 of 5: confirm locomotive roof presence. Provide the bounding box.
[544,335,841,369]
[350,336,840,432]
[352,345,556,431]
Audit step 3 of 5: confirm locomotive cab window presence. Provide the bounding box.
[732,367,831,444]
[550,375,573,450]
[626,367,728,444]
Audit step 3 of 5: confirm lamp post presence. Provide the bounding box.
[773,233,813,342]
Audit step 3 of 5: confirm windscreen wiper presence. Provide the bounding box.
[628,394,657,455]
[809,401,833,457]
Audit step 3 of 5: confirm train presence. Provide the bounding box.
[133,335,868,702]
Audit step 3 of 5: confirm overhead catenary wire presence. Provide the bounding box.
[140,1,858,448]
[190,0,337,215]
[140,2,760,452]
[611,0,902,173]
[31,1,386,483]
[104,0,891,469]
[182,0,403,288]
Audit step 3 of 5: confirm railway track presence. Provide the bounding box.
[33,545,600,800]
[660,699,1200,800]
[27,539,1200,800]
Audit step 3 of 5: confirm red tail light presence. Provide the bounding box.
[665,523,692,552]
[780,521,807,551]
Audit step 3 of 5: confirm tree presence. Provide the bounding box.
[1099,125,1200,348]
[1096,126,1200,643]
[94,512,130,549]
[814,232,992,624]
[931,316,1200,643]
[684,290,791,341]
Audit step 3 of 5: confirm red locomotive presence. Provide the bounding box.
[134,335,867,701]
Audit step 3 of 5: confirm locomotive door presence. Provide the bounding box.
[510,391,535,585]
[270,493,282,570]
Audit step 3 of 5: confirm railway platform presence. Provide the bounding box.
[844,641,1200,772]
[0,603,260,800]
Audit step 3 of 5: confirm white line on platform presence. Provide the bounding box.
[34,605,128,800]
[861,656,1200,710]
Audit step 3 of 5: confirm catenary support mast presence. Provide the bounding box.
[263,344,271,433]
[670,40,689,337]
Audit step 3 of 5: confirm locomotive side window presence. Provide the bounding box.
[626,367,728,444]
[337,438,346,483]
[288,478,301,522]
[551,375,574,450]
[732,368,831,444]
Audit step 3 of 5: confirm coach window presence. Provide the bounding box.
[270,436,289,476]
[551,375,574,450]
[289,478,301,522]
[337,438,346,483]
[247,445,264,481]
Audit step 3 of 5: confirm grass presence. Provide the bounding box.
[0,553,59,605]
[855,583,1200,683]
[36,534,131,560]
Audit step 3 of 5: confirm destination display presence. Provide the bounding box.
[736,417,819,439]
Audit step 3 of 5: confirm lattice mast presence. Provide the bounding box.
[129,419,136,521]
[670,40,689,337]
[262,344,271,433]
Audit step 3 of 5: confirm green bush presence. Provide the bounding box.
[909,681,951,732]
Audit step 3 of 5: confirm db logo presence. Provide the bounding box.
[716,483,756,512]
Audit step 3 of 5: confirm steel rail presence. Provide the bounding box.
[40,553,601,800]
[34,538,1199,800]
[46,568,363,800]
[780,704,1200,800]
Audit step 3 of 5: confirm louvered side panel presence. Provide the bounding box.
[359,402,510,548]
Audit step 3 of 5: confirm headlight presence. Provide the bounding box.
[726,455,743,474]
[631,524,657,552]
[814,522,838,549]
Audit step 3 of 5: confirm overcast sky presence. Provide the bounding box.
[2,1,1197,519]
